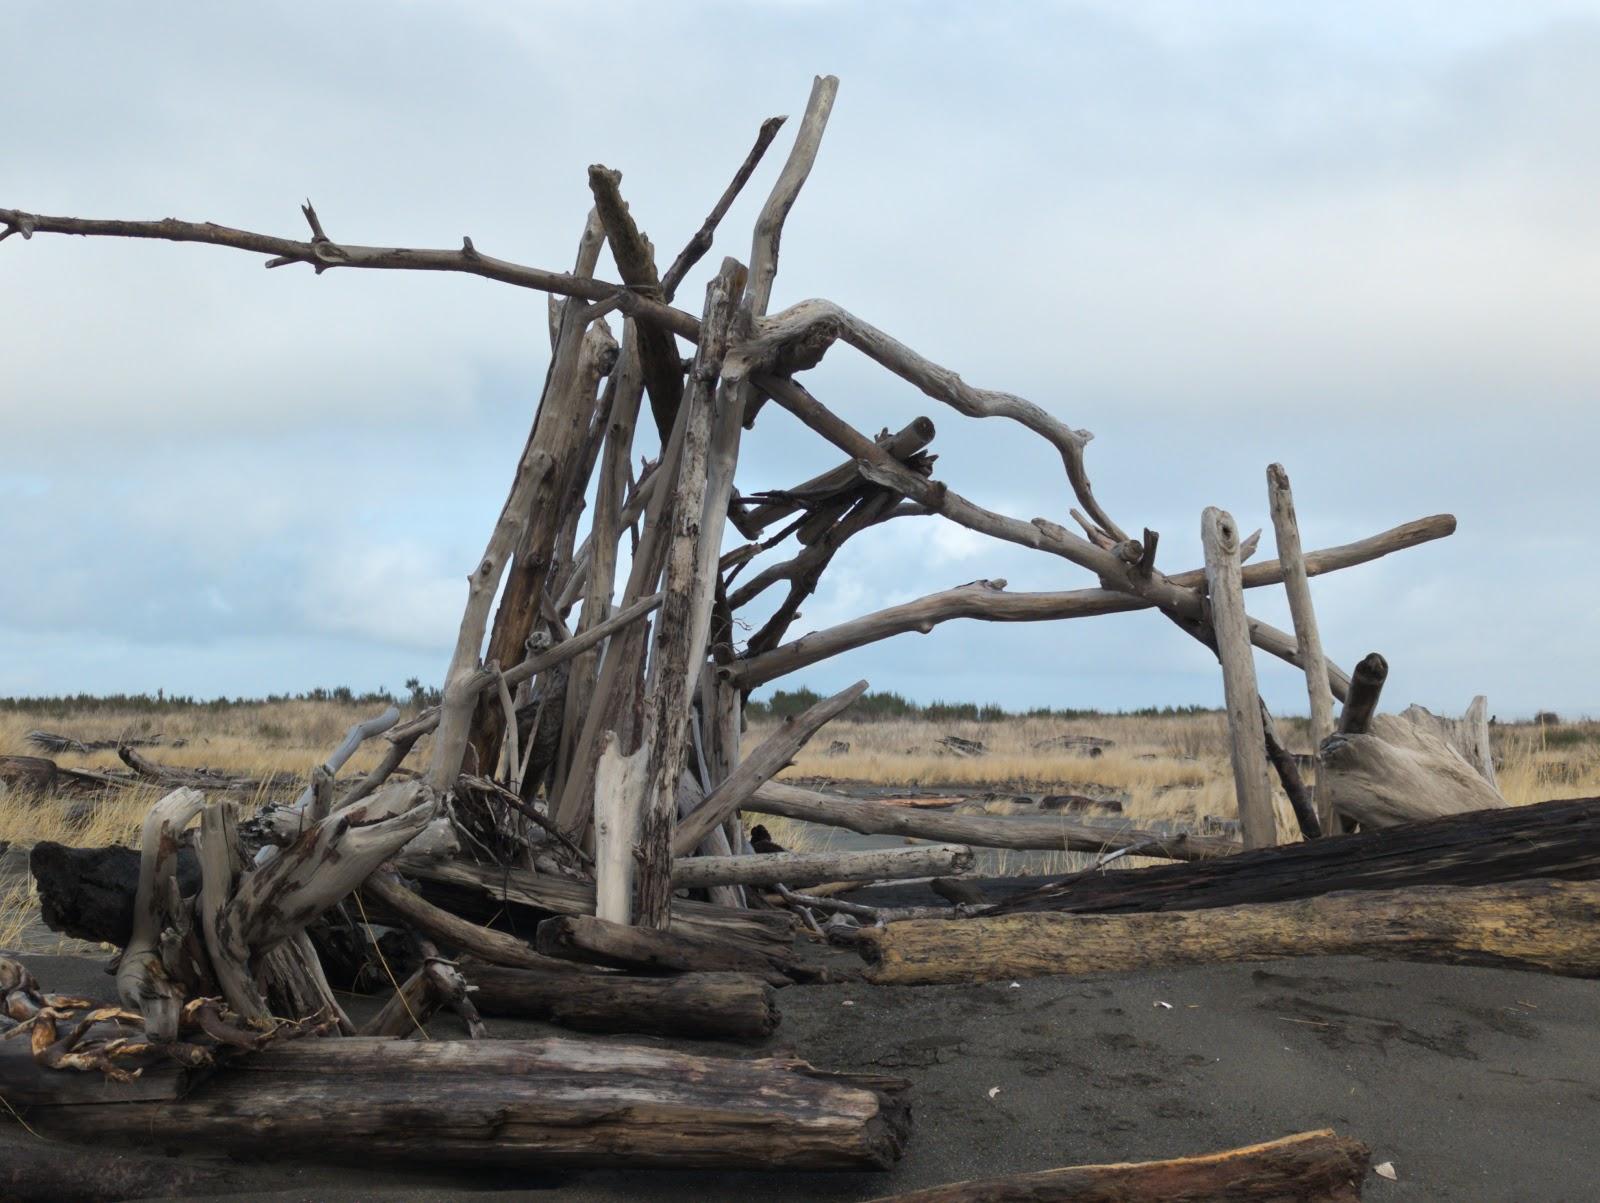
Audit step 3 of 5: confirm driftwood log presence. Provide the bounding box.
[0,1129,243,1203]
[747,781,1239,861]
[860,878,1600,984]
[673,843,973,889]
[13,1037,911,1170]
[983,795,1600,916]
[867,1130,1370,1202]
[462,960,779,1040]
[1322,707,1507,827]
[535,913,809,984]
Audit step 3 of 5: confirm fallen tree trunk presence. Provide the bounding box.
[536,913,810,984]
[17,1037,911,1170]
[747,781,1239,861]
[462,961,779,1041]
[983,795,1600,916]
[865,1129,1369,1202]
[859,878,1600,984]
[673,843,973,889]
[0,1129,243,1203]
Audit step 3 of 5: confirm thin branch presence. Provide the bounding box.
[661,114,788,299]
[743,299,1125,539]
[0,205,699,339]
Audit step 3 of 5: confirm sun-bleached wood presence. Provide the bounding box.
[1267,463,1337,833]
[1321,710,1509,828]
[592,731,648,924]
[116,787,207,1040]
[747,780,1239,861]
[861,878,1600,985]
[634,258,747,927]
[1201,507,1277,849]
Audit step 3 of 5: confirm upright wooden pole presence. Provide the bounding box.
[1266,463,1338,832]
[1202,507,1277,849]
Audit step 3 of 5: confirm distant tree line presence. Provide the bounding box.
[744,687,1221,724]
[0,679,442,714]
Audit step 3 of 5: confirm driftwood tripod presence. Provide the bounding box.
[4,77,1516,1187]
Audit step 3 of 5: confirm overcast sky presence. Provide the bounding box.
[4,1,1599,717]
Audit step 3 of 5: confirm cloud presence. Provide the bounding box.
[3,2,1599,715]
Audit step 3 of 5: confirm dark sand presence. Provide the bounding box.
[11,949,1600,1201]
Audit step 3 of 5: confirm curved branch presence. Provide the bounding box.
[727,513,1452,690]
[745,299,1125,539]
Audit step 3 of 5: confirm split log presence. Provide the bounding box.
[859,878,1600,985]
[983,794,1600,916]
[462,961,780,1041]
[1321,710,1508,828]
[673,843,973,889]
[746,780,1239,861]
[866,1129,1369,1202]
[535,913,808,984]
[1202,507,1276,849]
[17,1037,911,1170]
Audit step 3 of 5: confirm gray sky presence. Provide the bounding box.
[4,1,1599,717]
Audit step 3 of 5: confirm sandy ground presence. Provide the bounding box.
[9,948,1600,1202]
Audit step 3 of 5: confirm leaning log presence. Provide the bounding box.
[866,1129,1369,1202]
[747,780,1239,861]
[16,1037,911,1170]
[983,795,1600,916]
[861,878,1600,984]
[462,961,780,1041]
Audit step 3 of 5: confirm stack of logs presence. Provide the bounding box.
[1,75,1583,1199]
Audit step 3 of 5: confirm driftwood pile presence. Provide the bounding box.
[0,75,1570,1198]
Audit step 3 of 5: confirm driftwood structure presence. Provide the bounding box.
[0,76,1513,1193]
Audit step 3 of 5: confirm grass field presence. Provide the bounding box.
[3,698,1598,948]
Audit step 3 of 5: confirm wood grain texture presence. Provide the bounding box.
[861,878,1600,985]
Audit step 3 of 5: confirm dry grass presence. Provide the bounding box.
[3,699,1598,943]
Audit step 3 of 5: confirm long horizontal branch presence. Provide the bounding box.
[726,513,1450,690]
[0,205,699,339]
[747,781,1239,861]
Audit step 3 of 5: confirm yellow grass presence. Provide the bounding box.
[2,699,1597,944]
